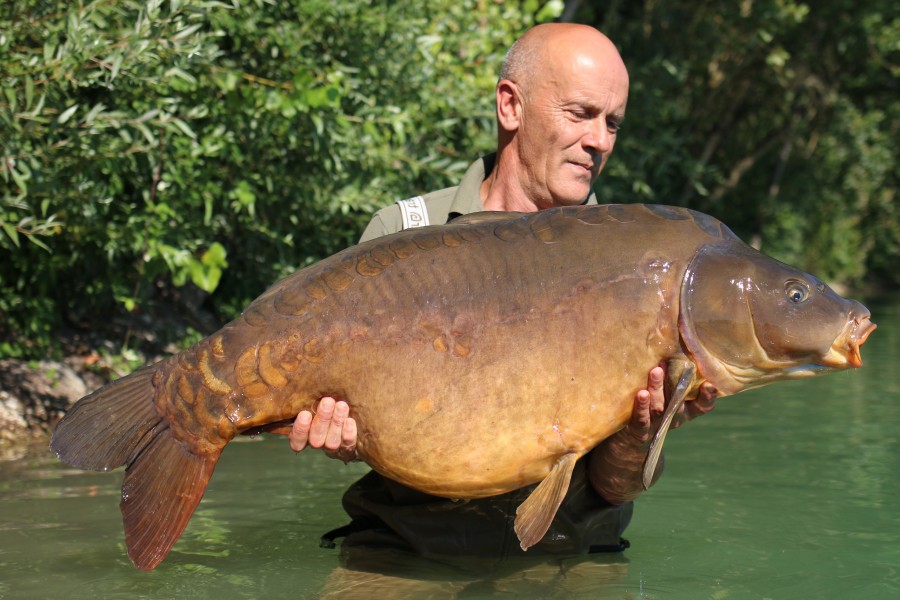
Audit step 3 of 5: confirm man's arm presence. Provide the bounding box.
[587,364,717,505]
[358,212,392,244]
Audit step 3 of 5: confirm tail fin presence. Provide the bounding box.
[50,364,220,570]
[51,365,163,470]
[121,421,219,570]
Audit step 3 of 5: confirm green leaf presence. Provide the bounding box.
[134,121,157,144]
[26,93,46,118]
[10,165,29,195]
[173,23,203,41]
[201,242,228,269]
[25,234,51,253]
[4,87,16,114]
[2,222,20,247]
[84,103,106,124]
[165,67,198,86]
[231,181,256,217]
[189,245,228,293]
[58,104,78,124]
[24,75,34,109]
[536,0,564,23]
[110,53,124,80]
[169,117,196,138]
[115,295,138,312]
[190,263,222,292]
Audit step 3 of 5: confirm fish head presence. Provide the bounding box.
[679,242,876,395]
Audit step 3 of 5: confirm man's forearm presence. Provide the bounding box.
[587,430,663,505]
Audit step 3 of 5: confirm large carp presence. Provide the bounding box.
[51,204,875,570]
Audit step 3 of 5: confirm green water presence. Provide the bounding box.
[2,296,898,599]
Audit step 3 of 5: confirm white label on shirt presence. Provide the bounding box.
[398,196,429,230]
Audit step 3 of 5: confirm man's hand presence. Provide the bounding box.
[588,364,718,504]
[290,397,358,463]
[626,363,717,443]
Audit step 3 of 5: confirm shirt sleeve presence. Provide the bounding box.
[359,204,406,243]
[358,213,390,243]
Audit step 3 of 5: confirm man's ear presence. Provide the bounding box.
[496,80,523,132]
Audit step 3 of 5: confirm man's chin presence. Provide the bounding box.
[550,187,593,208]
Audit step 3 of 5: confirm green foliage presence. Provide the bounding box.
[581,0,898,287]
[1,0,895,359]
[0,0,556,356]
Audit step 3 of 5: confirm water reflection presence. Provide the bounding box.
[0,295,897,599]
[317,548,631,599]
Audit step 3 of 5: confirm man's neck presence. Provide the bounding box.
[479,159,542,213]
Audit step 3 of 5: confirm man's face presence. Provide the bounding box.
[515,52,629,209]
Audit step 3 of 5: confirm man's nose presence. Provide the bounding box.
[583,117,613,154]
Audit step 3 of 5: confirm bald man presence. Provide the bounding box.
[292,24,717,558]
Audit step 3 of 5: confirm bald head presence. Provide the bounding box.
[499,24,628,98]
[483,24,630,211]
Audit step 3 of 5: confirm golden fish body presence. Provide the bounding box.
[51,204,875,570]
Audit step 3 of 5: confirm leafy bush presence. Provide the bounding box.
[581,0,899,287]
[1,0,896,359]
[0,0,554,356]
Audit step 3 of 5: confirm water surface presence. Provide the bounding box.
[2,295,897,599]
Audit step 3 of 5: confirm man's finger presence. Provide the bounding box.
[290,411,312,452]
[338,417,358,462]
[646,365,666,414]
[697,382,718,405]
[323,400,349,450]
[342,417,357,451]
[626,389,653,443]
[685,382,717,420]
[308,397,336,447]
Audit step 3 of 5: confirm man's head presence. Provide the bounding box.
[494,24,629,210]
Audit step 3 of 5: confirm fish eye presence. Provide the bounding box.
[785,280,810,303]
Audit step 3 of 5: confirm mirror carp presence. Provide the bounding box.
[51,203,875,570]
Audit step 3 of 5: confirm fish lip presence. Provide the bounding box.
[824,315,876,368]
[848,317,877,367]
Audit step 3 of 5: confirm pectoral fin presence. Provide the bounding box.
[642,360,698,490]
[513,452,578,551]
[240,419,295,436]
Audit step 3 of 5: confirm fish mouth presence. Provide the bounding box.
[823,314,876,368]
[848,316,876,367]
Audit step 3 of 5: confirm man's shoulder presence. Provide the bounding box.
[384,186,459,224]
[359,186,459,242]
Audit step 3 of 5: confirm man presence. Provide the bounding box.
[290,23,716,558]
